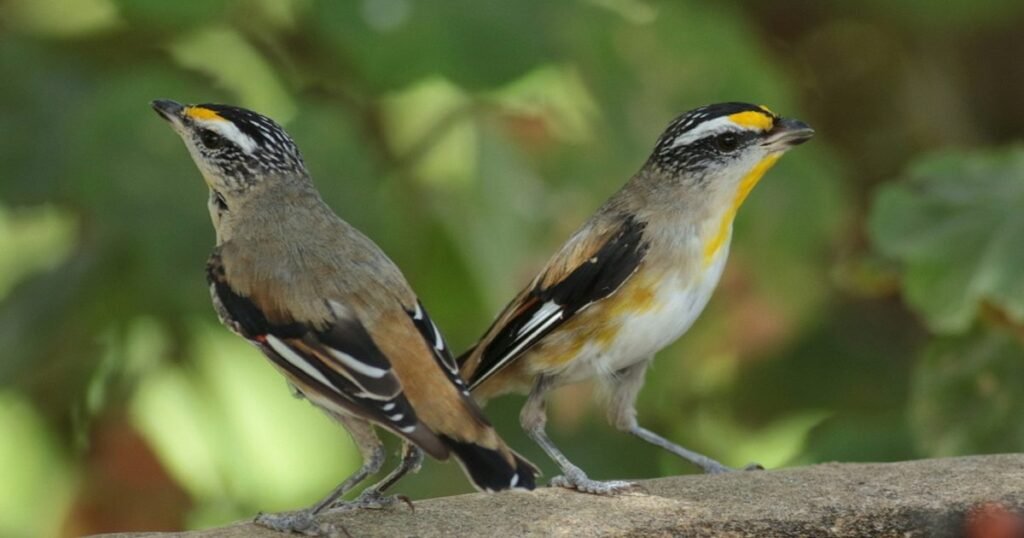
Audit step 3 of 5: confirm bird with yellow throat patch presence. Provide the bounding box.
[458,102,814,495]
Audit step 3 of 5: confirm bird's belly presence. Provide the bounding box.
[551,248,728,385]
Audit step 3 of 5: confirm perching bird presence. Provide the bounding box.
[458,103,813,495]
[151,100,537,533]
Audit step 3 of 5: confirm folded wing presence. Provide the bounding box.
[460,215,649,389]
[207,252,448,458]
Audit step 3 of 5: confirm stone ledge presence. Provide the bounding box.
[94,454,1024,537]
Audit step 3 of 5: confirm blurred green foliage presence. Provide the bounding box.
[1,0,1023,535]
[870,148,1024,458]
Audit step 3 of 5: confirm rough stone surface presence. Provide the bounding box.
[93,454,1024,537]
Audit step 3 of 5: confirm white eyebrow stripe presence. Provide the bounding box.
[195,118,258,154]
[669,116,759,149]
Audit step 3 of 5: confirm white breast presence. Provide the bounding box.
[554,237,731,385]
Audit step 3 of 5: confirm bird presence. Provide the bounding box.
[458,102,814,495]
[151,99,537,534]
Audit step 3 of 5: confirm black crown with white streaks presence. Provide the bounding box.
[193,104,306,183]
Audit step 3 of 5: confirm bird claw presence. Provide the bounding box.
[550,467,639,495]
[701,461,764,475]
[326,490,414,513]
[254,510,348,537]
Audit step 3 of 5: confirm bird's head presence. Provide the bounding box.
[151,100,313,234]
[648,102,813,189]
[152,100,308,195]
[642,102,813,262]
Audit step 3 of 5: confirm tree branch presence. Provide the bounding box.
[93,454,1024,537]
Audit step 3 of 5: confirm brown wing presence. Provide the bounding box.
[207,250,448,458]
[458,215,649,389]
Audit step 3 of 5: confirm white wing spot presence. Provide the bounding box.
[432,322,445,352]
[327,300,356,320]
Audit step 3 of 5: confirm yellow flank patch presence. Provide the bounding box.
[532,280,661,369]
[607,280,658,318]
[758,104,775,116]
[702,154,781,265]
[184,106,223,121]
[728,110,774,131]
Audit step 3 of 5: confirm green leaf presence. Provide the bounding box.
[869,147,1024,333]
[4,0,120,37]
[910,330,1024,456]
[0,391,74,538]
[310,0,555,91]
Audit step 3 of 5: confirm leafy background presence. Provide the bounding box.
[1,0,1023,535]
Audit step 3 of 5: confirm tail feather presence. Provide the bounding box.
[440,435,538,492]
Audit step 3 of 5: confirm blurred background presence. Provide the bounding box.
[2,0,1024,535]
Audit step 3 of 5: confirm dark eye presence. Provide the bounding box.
[713,133,739,153]
[199,130,225,150]
[213,191,228,212]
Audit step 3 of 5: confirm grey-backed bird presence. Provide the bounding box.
[458,103,813,495]
[152,100,537,533]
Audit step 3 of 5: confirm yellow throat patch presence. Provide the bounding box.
[702,154,781,265]
[184,106,224,121]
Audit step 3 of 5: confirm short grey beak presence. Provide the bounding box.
[151,99,184,122]
[764,117,814,148]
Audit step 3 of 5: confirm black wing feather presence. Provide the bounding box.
[466,216,648,388]
[407,300,471,395]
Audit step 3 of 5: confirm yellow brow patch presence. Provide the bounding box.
[703,154,781,265]
[727,110,774,131]
[184,106,224,121]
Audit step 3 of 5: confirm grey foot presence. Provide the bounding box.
[549,466,637,495]
[704,461,764,475]
[327,489,414,513]
[254,510,347,537]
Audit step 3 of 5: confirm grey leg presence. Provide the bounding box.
[522,376,635,495]
[255,415,385,535]
[329,443,423,512]
[608,361,761,474]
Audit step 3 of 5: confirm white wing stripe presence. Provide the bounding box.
[267,335,338,391]
[501,311,563,370]
[517,301,561,337]
[326,349,390,378]
[471,309,566,390]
